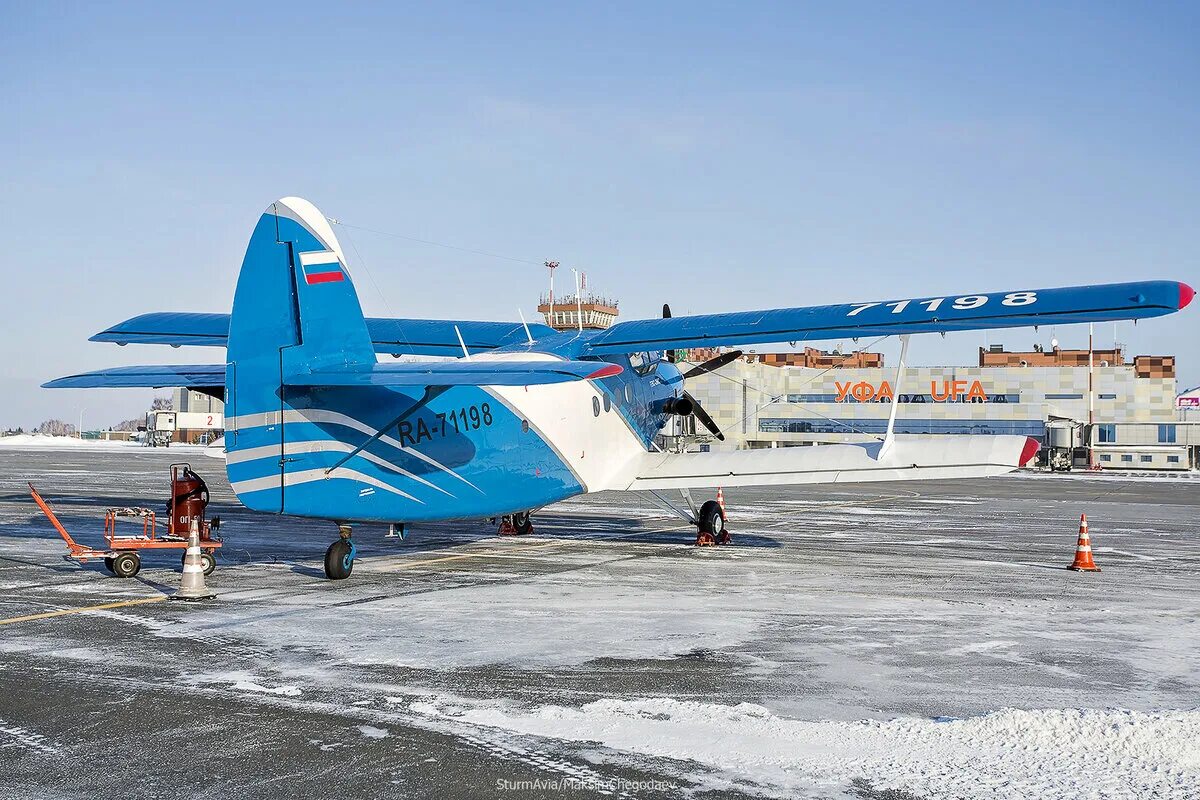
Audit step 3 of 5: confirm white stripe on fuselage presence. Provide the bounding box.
[226,440,454,497]
[231,466,422,502]
[226,408,481,492]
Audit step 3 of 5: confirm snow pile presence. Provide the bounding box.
[231,680,302,697]
[412,696,1200,799]
[0,435,139,450]
[0,434,210,452]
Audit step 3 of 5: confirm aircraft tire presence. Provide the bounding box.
[513,511,533,535]
[697,500,725,537]
[324,540,354,580]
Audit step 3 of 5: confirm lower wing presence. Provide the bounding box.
[43,360,621,390]
[623,435,1039,490]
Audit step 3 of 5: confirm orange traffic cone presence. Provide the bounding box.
[716,487,726,517]
[1069,514,1101,572]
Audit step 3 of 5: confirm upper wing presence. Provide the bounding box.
[584,280,1192,354]
[90,313,556,356]
[43,364,226,389]
[622,434,1040,491]
[283,360,621,387]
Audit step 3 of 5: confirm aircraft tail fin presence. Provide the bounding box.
[224,197,375,511]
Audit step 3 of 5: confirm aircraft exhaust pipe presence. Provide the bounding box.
[662,395,695,417]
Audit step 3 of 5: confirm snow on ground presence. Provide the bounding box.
[3,447,1199,798]
[1004,468,1200,483]
[0,434,206,452]
[411,695,1200,799]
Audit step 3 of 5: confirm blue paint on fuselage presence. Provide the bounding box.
[230,384,587,522]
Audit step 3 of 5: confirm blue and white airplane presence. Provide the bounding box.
[47,198,1194,578]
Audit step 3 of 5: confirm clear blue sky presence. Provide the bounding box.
[2,1,1196,428]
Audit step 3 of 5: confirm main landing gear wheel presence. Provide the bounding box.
[324,526,356,580]
[695,500,728,547]
[111,551,141,578]
[497,512,534,535]
[180,551,217,576]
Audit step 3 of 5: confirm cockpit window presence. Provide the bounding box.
[628,351,662,376]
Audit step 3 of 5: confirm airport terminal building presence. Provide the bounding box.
[682,345,1198,468]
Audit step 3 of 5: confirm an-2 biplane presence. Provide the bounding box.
[46,198,1194,578]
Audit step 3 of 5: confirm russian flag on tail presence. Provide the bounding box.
[299,250,345,284]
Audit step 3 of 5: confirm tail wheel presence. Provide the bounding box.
[324,540,354,580]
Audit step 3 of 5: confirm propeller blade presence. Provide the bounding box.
[684,390,724,441]
[662,303,672,319]
[682,350,744,379]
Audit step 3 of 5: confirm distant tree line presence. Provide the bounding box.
[27,395,173,436]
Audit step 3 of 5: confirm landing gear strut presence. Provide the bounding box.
[646,490,732,547]
[324,524,356,580]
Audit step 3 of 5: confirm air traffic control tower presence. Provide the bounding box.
[538,292,619,331]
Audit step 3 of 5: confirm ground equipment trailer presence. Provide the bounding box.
[28,464,222,578]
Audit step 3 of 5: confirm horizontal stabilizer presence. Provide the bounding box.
[283,359,622,387]
[91,312,556,356]
[42,365,225,389]
[624,434,1039,490]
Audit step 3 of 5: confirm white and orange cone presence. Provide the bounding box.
[172,517,216,600]
[716,487,726,518]
[1068,513,1101,572]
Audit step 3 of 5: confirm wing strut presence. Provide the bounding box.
[878,334,910,459]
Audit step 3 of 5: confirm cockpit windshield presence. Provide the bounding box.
[628,351,665,376]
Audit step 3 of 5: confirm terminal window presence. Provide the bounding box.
[1097,424,1117,443]
[1045,393,1084,400]
[1158,425,1177,443]
[1168,456,1181,464]
[1140,455,1153,463]
[1121,454,1133,463]
[1100,454,1112,462]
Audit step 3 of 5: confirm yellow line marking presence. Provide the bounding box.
[0,595,168,627]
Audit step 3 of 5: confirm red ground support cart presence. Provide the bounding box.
[29,463,222,578]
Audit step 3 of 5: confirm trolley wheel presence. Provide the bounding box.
[512,511,534,535]
[111,552,141,578]
[180,552,217,576]
[324,540,354,580]
[103,557,115,574]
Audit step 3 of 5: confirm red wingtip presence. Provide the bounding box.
[1180,282,1195,310]
[1019,437,1041,467]
[586,364,623,379]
